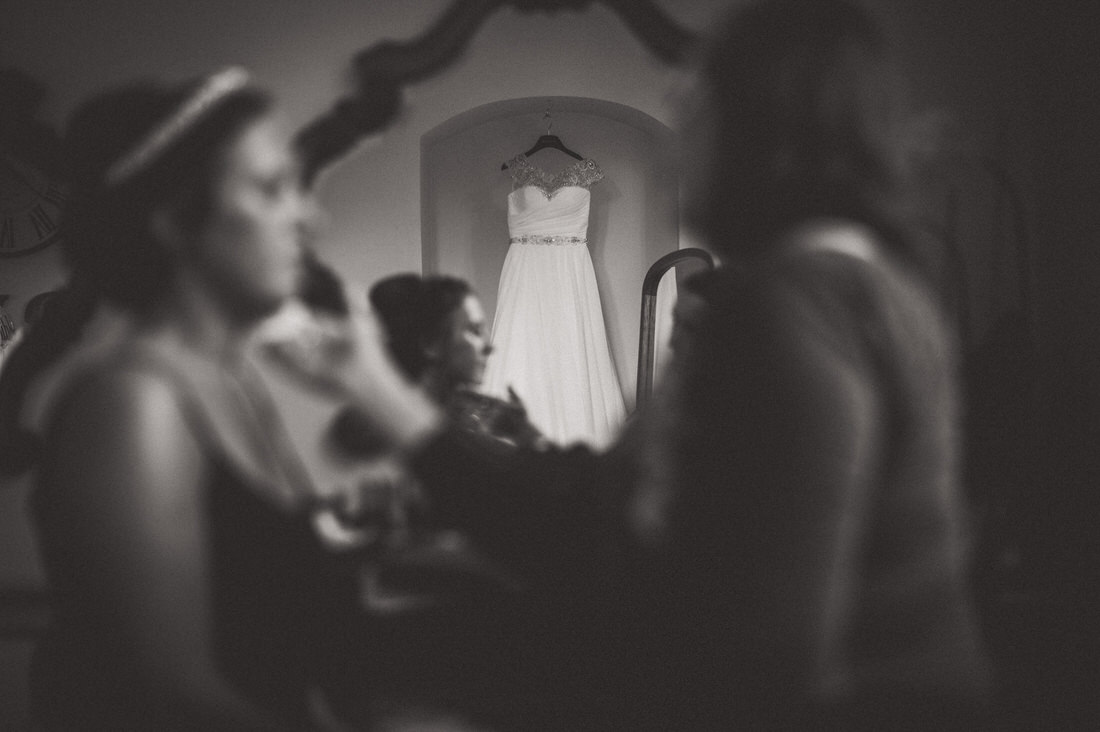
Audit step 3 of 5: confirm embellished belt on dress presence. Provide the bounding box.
[510,235,587,246]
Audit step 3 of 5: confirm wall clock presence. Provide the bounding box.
[0,149,67,257]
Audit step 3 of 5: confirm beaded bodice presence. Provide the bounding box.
[505,154,603,198]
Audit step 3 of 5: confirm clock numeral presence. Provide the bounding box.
[29,204,57,240]
[42,183,67,207]
[0,217,13,249]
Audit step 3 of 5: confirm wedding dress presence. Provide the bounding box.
[481,154,625,449]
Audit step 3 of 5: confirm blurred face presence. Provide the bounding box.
[192,115,313,321]
[437,294,492,388]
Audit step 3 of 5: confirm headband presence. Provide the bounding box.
[105,66,252,185]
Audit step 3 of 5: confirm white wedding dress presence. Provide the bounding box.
[481,154,625,449]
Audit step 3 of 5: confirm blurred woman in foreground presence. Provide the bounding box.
[0,67,432,729]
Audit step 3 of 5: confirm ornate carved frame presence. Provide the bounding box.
[295,0,699,183]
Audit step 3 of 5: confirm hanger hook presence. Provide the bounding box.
[544,102,552,135]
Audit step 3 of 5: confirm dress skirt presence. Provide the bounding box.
[482,238,625,449]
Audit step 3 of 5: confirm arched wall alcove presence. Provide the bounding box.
[421,96,679,405]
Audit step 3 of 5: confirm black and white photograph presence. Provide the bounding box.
[1,1,1096,729]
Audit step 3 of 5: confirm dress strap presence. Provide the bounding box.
[112,344,316,510]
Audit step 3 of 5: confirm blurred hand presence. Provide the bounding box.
[483,386,544,448]
[264,279,443,449]
[261,287,379,399]
[311,457,425,552]
[489,386,528,434]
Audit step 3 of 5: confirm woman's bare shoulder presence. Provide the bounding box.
[49,351,181,423]
[41,353,206,501]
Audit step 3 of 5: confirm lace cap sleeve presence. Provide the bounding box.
[558,158,603,189]
[503,154,532,176]
[578,158,604,187]
[503,154,535,187]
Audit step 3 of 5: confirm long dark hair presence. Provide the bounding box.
[692,0,928,264]
[0,72,273,476]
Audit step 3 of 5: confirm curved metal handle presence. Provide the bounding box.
[636,247,714,408]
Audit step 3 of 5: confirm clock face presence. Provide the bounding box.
[0,151,67,257]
